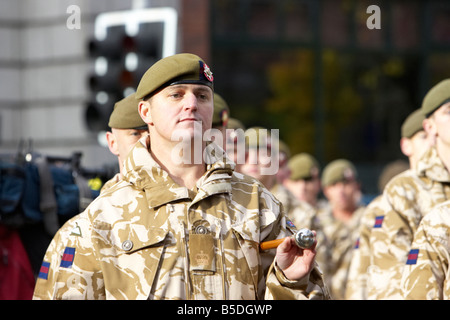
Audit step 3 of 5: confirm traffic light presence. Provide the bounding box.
[85,21,164,133]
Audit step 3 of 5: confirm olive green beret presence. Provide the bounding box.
[288,153,319,180]
[421,78,450,117]
[135,53,214,100]
[108,93,147,129]
[401,109,425,138]
[321,159,357,187]
[213,93,230,127]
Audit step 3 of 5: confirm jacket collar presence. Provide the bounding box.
[416,146,450,182]
[123,136,234,209]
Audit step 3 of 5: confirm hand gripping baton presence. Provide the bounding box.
[260,228,315,251]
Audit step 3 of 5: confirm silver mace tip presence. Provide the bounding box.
[294,228,315,249]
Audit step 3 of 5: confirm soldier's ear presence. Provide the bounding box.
[400,137,413,157]
[106,131,119,156]
[139,100,153,126]
[422,117,436,138]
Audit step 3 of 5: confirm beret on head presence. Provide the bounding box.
[321,159,357,187]
[108,93,147,129]
[213,93,230,127]
[288,153,319,181]
[421,78,450,117]
[401,109,425,138]
[135,53,214,100]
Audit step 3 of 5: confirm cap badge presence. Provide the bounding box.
[203,63,214,82]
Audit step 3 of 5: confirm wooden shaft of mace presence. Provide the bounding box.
[259,237,287,250]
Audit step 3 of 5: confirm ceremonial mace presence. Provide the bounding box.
[260,228,315,251]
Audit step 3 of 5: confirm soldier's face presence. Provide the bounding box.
[141,84,213,144]
[324,180,360,210]
[429,102,450,148]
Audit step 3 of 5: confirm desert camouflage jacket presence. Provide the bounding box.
[314,205,365,300]
[345,195,384,299]
[401,201,450,300]
[367,147,450,299]
[33,137,329,300]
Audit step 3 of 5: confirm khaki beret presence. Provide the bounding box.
[245,127,276,149]
[213,93,230,127]
[108,93,147,129]
[135,53,214,100]
[288,153,319,180]
[401,109,425,138]
[421,78,450,117]
[227,118,245,131]
[377,159,409,192]
[322,159,357,187]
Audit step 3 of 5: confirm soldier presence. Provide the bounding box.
[225,117,246,173]
[367,79,450,299]
[345,109,428,300]
[101,93,148,192]
[401,200,450,299]
[315,159,365,300]
[240,127,317,230]
[209,92,229,150]
[283,153,322,210]
[33,53,329,300]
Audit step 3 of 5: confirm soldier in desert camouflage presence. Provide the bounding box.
[33,53,329,300]
[345,108,429,300]
[367,79,450,299]
[401,201,450,300]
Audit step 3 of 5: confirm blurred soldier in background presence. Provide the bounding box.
[102,93,148,192]
[225,117,246,173]
[315,159,365,299]
[283,153,323,210]
[210,92,230,150]
[367,79,450,299]
[346,108,428,299]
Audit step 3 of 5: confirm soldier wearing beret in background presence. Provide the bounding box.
[284,153,323,210]
[345,108,430,299]
[314,159,365,300]
[101,93,148,192]
[33,53,330,300]
[367,79,450,300]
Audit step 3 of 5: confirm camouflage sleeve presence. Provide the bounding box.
[367,180,419,300]
[345,196,381,300]
[401,205,450,300]
[32,212,105,300]
[261,198,330,300]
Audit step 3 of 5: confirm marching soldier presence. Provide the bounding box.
[345,108,429,299]
[33,53,329,300]
[101,93,148,192]
[315,159,365,300]
[367,79,450,299]
[401,200,450,299]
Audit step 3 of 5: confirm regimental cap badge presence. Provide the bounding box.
[202,62,214,82]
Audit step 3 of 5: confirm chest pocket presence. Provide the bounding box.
[100,224,169,299]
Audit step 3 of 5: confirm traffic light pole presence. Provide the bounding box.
[94,7,178,58]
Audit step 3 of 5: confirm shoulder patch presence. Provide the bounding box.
[38,261,50,280]
[60,247,76,268]
[406,249,419,265]
[373,215,384,228]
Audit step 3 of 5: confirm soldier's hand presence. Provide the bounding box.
[275,232,317,281]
